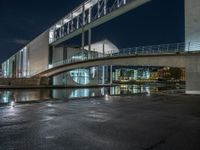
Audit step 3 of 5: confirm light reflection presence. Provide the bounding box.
[105,94,111,101]
[10,101,15,108]
[0,84,184,104]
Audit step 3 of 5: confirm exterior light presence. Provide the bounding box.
[11,101,15,107]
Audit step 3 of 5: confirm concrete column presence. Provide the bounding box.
[53,74,64,86]
[104,0,107,15]
[102,66,105,84]
[186,71,200,94]
[117,0,120,7]
[110,65,113,85]
[67,22,70,34]
[71,13,74,32]
[103,42,105,57]
[88,7,92,23]
[185,0,200,51]
[185,57,200,94]
[81,4,85,52]
[88,29,92,52]
[98,0,101,18]
[77,16,79,29]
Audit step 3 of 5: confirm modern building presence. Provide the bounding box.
[1,0,200,87]
[1,0,150,86]
[52,40,119,86]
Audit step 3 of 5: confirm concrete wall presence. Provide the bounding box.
[1,31,49,78]
[185,0,200,47]
[0,78,49,86]
[185,55,200,94]
[29,31,49,76]
[52,46,81,65]
[52,47,64,64]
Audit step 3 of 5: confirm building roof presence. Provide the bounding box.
[84,39,119,53]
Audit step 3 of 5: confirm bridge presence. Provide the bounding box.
[49,0,151,47]
[2,0,200,94]
[33,42,200,94]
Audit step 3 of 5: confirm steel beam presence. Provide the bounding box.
[50,0,151,46]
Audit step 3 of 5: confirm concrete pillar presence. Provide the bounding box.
[53,74,64,86]
[77,16,79,29]
[185,57,200,94]
[185,0,200,51]
[102,66,105,84]
[104,0,107,15]
[103,42,105,57]
[81,4,85,52]
[88,29,92,53]
[71,13,74,32]
[186,71,200,94]
[110,65,113,85]
[67,22,70,34]
[98,0,101,18]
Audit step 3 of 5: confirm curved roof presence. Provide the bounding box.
[84,39,119,53]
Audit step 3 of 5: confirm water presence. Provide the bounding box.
[0,84,184,105]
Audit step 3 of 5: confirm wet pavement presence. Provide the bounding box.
[0,93,200,150]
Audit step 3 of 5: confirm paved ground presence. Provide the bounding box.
[0,93,200,150]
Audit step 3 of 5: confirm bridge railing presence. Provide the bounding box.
[49,42,200,70]
[108,43,187,56]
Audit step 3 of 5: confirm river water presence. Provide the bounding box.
[0,84,184,104]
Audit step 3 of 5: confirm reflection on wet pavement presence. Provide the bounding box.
[0,84,184,104]
[0,93,200,150]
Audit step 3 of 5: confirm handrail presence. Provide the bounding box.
[30,42,200,77]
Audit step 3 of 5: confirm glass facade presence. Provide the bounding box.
[52,66,110,86]
[2,46,29,78]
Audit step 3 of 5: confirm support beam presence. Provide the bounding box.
[98,0,101,18]
[104,0,107,15]
[88,7,92,23]
[88,28,92,52]
[117,0,120,7]
[102,66,105,84]
[103,41,105,56]
[77,16,79,29]
[186,63,200,94]
[110,65,113,85]
[67,22,70,34]
[51,0,151,46]
[81,4,86,52]
[71,13,74,32]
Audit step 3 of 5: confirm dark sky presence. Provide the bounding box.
[0,0,184,63]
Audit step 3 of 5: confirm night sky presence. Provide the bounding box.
[0,0,184,63]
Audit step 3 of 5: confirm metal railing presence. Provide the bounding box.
[25,42,200,77]
[49,42,200,69]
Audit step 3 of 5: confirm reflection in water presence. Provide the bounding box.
[0,84,184,104]
[110,84,153,95]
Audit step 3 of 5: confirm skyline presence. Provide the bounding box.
[0,0,184,63]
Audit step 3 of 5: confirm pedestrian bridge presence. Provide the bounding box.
[34,42,200,94]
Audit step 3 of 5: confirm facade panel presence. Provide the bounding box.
[28,31,49,76]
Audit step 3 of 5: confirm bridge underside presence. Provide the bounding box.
[36,53,200,94]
